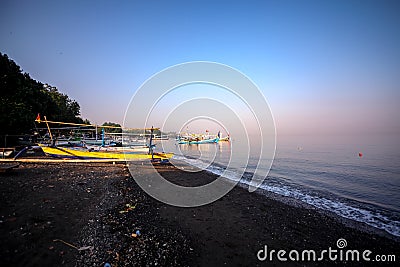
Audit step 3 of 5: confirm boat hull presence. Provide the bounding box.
[86,145,150,153]
[39,145,173,160]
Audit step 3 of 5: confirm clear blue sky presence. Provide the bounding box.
[1,0,399,135]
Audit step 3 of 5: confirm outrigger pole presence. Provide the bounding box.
[34,114,159,131]
[35,114,161,155]
[43,116,53,142]
[149,126,154,160]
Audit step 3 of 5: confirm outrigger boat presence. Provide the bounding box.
[34,115,173,161]
[85,145,150,153]
[152,135,169,140]
[178,137,219,145]
[218,136,230,142]
[177,130,228,144]
[38,144,172,160]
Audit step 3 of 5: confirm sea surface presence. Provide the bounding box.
[160,134,400,237]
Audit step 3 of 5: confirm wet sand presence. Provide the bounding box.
[0,161,398,266]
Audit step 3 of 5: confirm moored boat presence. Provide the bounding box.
[218,136,230,142]
[33,115,173,160]
[91,146,150,153]
[178,137,219,145]
[152,135,169,140]
[38,144,173,160]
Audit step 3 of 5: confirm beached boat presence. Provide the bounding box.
[38,144,172,160]
[87,145,150,153]
[34,115,173,160]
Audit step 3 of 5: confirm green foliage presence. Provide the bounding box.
[124,128,146,135]
[102,122,122,133]
[0,53,86,135]
[82,119,91,125]
[123,128,162,136]
[152,129,162,136]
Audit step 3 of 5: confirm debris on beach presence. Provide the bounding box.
[0,163,193,266]
[53,239,94,252]
[131,230,141,238]
[119,203,136,214]
[75,169,193,267]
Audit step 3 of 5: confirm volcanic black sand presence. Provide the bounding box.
[0,161,398,266]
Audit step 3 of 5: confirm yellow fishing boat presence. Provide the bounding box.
[34,116,173,160]
[38,144,173,160]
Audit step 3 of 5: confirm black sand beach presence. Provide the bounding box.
[0,161,399,266]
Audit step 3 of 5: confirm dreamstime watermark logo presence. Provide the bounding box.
[336,237,347,249]
[257,238,397,262]
[123,62,276,207]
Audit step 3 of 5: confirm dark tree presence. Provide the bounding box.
[102,122,122,133]
[0,53,86,136]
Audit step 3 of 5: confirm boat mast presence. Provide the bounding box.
[149,126,154,160]
[101,128,105,146]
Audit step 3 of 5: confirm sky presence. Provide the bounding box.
[1,0,399,136]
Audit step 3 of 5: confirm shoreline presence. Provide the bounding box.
[151,162,399,265]
[171,156,400,241]
[259,187,400,242]
[1,161,399,266]
[246,183,400,243]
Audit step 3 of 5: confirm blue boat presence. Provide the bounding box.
[178,137,219,145]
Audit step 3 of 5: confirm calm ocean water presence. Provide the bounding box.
[161,134,400,237]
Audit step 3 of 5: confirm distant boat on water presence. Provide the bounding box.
[177,130,229,144]
[152,135,169,140]
[218,136,230,142]
[178,137,219,145]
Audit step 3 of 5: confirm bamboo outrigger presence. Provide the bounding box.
[32,115,173,161]
[38,144,173,160]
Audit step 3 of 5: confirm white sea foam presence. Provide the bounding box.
[172,155,400,237]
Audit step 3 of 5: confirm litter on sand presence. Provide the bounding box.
[53,239,94,251]
[119,203,136,214]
